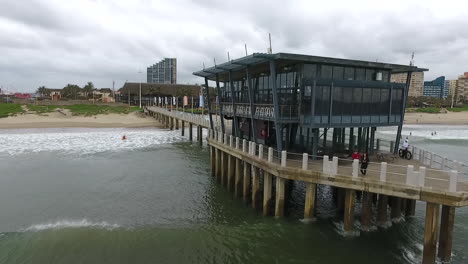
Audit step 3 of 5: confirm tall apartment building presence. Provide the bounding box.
[423,76,446,98]
[456,72,468,104]
[147,58,177,84]
[390,71,424,97]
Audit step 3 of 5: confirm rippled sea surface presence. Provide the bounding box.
[0,127,467,264]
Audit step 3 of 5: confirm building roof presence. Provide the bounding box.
[193,52,428,81]
[119,83,201,96]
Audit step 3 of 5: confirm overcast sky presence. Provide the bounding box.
[1,0,467,92]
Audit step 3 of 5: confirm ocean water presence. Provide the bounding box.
[0,126,467,264]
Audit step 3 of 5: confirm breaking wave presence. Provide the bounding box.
[21,219,120,232]
[0,127,186,156]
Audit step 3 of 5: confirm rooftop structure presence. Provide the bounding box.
[193,52,427,154]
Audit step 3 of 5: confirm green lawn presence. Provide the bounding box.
[413,107,441,113]
[27,104,60,114]
[448,106,468,112]
[0,103,24,118]
[62,104,139,116]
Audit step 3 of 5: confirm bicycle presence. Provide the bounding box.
[398,148,413,160]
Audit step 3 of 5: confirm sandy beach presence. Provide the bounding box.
[404,112,468,125]
[0,112,162,129]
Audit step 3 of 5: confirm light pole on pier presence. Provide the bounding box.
[138,70,143,108]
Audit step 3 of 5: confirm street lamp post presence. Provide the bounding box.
[138,70,143,108]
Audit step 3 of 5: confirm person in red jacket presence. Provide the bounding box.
[351,150,361,160]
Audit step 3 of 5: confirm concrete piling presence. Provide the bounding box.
[377,194,388,225]
[343,189,356,232]
[422,203,440,264]
[181,121,185,136]
[275,178,286,217]
[391,197,402,219]
[189,123,193,141]
[438,205,455,263]
[361,192,372,228]
[304,183,317,220]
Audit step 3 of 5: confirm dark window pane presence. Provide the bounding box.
[303,64,317,79]
[321,65,332,79]
[344,67,355,80]
[355,68,365,81]
[366,69,375,81]
[332,66,344,80]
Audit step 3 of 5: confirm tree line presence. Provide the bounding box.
[36,82,97,99]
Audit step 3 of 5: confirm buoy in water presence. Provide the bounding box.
[122,135,127,140]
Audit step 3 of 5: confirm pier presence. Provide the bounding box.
[146,52,467,263]
[147,106,468,264]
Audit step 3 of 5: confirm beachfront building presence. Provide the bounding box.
[423,76,447,98]
[391,71,424,97]
[193,52,427,155]
[456,72,468,104]
[147,58,177,84]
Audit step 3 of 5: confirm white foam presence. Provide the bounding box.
[22,219,120,232]
[379,125,468,140]
[0,127,184,156]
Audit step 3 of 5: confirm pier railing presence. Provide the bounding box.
[208,129,466,194]
[147,106,467,186]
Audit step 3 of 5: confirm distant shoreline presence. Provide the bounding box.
[0,112,162,129]
[404,112,468,125]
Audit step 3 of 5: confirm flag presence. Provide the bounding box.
[173,97,176,105]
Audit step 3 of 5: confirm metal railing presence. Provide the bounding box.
[208,129,465,194]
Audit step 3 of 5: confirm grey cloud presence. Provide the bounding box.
[1,0,468,92]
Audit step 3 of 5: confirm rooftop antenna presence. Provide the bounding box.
[410,52,415,66]
[245,44,248,56]
[227,51,230,61]
[268,33,273,54]
[203,62,205,69]
[213,58,217,66]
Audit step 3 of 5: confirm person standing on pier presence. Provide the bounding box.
[360,153,369,175]
[352,150,361,161]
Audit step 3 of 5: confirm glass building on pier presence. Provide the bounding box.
[193,53,427,155]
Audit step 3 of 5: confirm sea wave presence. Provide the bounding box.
[21,219,120,232]
[0,127,186,156]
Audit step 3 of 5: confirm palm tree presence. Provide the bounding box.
[83,82,94,98]
[36,86,47,97]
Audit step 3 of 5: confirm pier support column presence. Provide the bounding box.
[361,192,372,229]
[251,167,261,210]
[214,148,220,181]
[391,197,402,220]
[422,203,440,264]
[210,146,215,177]
[220,152,226,186]
[275,177,286,217]
[377,194,389,225]
[197,126,203,145]
[227,154,234,191]
[343,189,356,232]
[243,162,251,203]
[175,119,179,129]
[170,117,174,130]
[304,183,317,220]
[235,158,243,198]
[405,199,416,216]
[263,172,273,216]
[189,123,193,141]
[181,121,185,136]
[337,188,345,214]
[438,205,455,263]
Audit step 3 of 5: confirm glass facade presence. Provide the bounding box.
[217,61,405,126]
[423,76,447,98]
